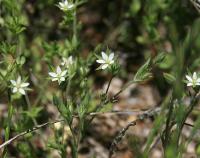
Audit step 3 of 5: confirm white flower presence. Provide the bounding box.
[49,66,67,84]
[54,122,62,130]
[186,72,200,87]
[58,0,74,11]
[96,52,114,70]
[10,76,29,95]
[61,56,73,67]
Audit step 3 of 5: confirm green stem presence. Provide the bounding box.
[162,101,173,150]
[33,80,49,106]
[16,35,21,56]
[24,94,37,126]
[61,124,64,140]
[65,78,71,102]
[71,143,78,158]
[3,90,13,157]
[25,93,31,108]
[175,94,199,147]
[111,81,134,101]
[73,2,77,39]
[89,81,135,124]
[68,124,79,158]
[105,75,114,95]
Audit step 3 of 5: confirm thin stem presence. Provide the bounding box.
[0,71,5,80]
[112,81,134,100]
[68,123,79,158]
[61,123,65,144]
[105,76,114,95]
[73,1,77,39]
[33,80,49,106]
[93,80,135,118]
[162,100,173,149]
[25,93,31,108]
[0,0,1,15]
[24,93,37,126]
[190,0,200,13]
[3,90,13,157]
[175,93,199,147]
[109,120,137,158]
[16,35,21,56]
[65,78,71,102]
[109,107,161,157]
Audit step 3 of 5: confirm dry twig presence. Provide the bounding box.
[109,108,160,157]
[0,109,156,150]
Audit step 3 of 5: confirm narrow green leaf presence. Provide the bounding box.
[163,73,176,84]
[134,59,152,82]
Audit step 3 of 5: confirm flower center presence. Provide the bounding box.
[16,84,21,89]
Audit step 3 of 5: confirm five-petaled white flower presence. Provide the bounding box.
[58,0,74,11]
[61,56,73,67]
[49,66,67,84]
[96,52,114,70]
[186,72,200,87]
[10,76,29,95]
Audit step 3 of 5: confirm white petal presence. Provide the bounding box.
[52,78,58,81]
[49,72,57,77]
[197,78,200,82]
[187,83,193,87]
[193,72,197,80]
[109,53,114,60]
[10,80,16,86]
[186,75,193,82]
[19,88,26,95]
[96,59,105,64]
[59,6,64,10]
[54,122,62,130]
[21,82,29,88]
[60,77,65,81]
[68,4,74,9]
[101,64,108,69]
[68,56,73,65]
[109,60,114,64]
[56,66,62,74]
[64,0,69,5]
[17,76,21,84]
[61,70,67,76]
[12,87,18,93]
[59,2,63,7]
[69,56,73,61]
[196,82,200,86]
[101,52,108,60]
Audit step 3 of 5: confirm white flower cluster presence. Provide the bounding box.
[10,56,73,95]
[10,50,199,96]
